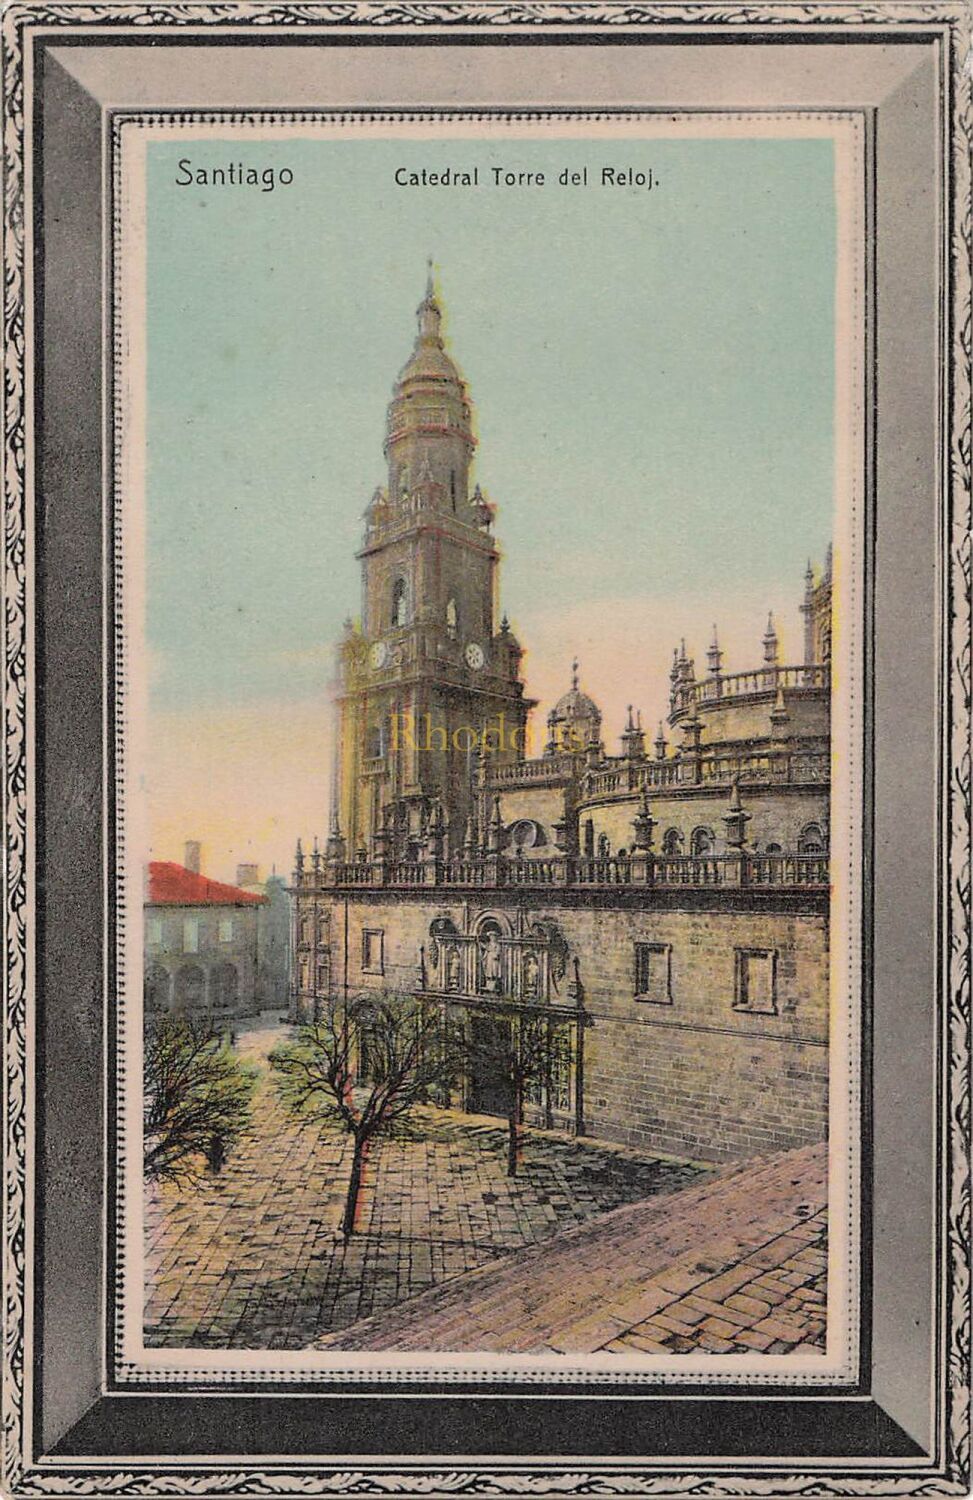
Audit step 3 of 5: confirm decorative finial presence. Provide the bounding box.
[763,611,779,666]
[571,658,579,691]
[426,256,434,299]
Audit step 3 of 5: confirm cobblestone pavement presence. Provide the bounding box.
[316,1143,828,1356]
[144,1020,707,1350]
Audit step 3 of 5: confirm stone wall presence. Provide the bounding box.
[295,888,828,1165]
[144,902,262,1021]
[584,787,829,857]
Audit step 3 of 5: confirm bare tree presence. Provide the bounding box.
[144,1015,259,1186]
[466,1009,551,1176]
[269,992,460,1238]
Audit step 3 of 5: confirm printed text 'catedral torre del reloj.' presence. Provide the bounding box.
[291,272,833,1162]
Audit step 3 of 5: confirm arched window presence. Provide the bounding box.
[511,820,538,851]
[212,962,239,1011]
[763,842,783,855]
[144,964,170,1015]
[583,819,594,857]
[597,833,610,858]
[445,597,458,640]
[691,827,715,856]
[798,823,826,855]
[662,828,682,857]
[391,578,408,629]
[174,964,205,1013]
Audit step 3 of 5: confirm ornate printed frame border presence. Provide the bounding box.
[1,5,970,1496]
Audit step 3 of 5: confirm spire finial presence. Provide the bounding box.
[417,261,441,339]
[707,624,723,676]
[763,610,779,666]
[571,658,580,691]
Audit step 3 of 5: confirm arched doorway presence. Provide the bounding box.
[144,964,170,1016]
[174,964,205,1014]
[211,962,239,1013]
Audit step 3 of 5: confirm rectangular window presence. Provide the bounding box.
[634,942,672,1003]
[218,917,233,943]
[734,948,778,1014]
[182,917,199,954]
[362,928,384,975]
[147,917,162,948]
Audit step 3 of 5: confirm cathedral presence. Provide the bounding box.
[291,273,832,1164]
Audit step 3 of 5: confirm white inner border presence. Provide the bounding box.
[113,110,864,1388]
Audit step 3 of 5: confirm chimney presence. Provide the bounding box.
[236,862,259,888]
[184,840,201,875]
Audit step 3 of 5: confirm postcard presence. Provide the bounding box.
[112,111,864,1384]
[3,11,969,1497]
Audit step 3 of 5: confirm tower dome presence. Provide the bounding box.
[547,660,602,755]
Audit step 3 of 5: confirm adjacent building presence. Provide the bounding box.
[291,275,832,1164]
[234,863,292,1013]
[144,842,265,1022]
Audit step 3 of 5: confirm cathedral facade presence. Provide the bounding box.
[291,276,832,1164]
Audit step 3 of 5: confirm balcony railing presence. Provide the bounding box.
[488,756,574,786]
[296,851,829,893]
[671,662,829,718]
[582,747,829,799]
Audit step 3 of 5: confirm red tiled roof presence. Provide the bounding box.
[146,862,266,907]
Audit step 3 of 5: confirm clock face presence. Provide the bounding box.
[465,642,485,671]
[369,641,388,671]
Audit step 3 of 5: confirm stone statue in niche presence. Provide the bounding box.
[479,930,502,993]
[522,951,540,1001]
[445,946,462,993]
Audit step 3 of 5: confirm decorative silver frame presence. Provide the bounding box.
[2,5,970,1494]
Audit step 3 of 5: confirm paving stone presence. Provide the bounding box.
[145,1020,706,1350]
[317,1142,829,1357]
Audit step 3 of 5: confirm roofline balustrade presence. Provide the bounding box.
[669,662,829,722]
[293,851,829,893]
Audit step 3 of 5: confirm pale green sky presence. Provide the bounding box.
[145,132,835,879]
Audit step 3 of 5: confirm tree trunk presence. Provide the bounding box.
[340,1133,367,1238]
[507,1086,523,1176]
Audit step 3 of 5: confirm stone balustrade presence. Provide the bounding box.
[670,662,829,719]
[581,747,829,799]
[295,851,829,893]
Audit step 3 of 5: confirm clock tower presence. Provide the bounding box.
[333,270,533,859]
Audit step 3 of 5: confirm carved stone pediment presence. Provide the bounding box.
[422,911,571,1004]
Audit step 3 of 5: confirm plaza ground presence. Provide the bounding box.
[144,1016,708,1350]
[316,1141,827,1356]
